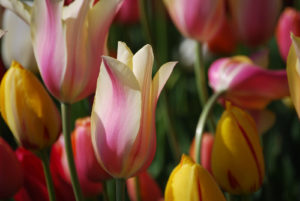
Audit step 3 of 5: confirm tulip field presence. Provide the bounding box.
[0,0,300,201]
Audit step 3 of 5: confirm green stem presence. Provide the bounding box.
[102,181,110,201]
[115,179,125,201]
[138,0,152,44]
[195,90,225,164]
[39,150,56,201]
[226,194,235,201]
[241,195,251,201]
[194,42,208,107]
[134,177,142,201]
[61,103,84,201]
[194,42,215,132]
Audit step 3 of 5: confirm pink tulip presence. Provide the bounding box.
[51,131,104,197]
[276,7,300,61]
[126,171,163,201]
[91,42,176,178]
[115,0,139,24]
[208,56,289,109]
[163,0,225,42]
[72,117,111,182]
[286,34,300,118]
[0,138,23,199]
[228,0,281,46]
[31,0,123,103]
[189,133,214,173]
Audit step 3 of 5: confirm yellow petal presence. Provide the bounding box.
[287,34,300,118]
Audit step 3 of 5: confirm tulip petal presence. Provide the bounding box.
[229,66,289,109]
[72,0,124,101]
[132,44,154,91]
[31,0,66,100]
[117,41,134,69]
[91,56,142,177]
[165,155,227,201]
[152,62,176,105]
[287,35,300,118]
[0,0,31,24]
[59,0,93,101]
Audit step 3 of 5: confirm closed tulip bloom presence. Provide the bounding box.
[0,138,23,199]
[0,61,61,151]
[211,103,265,194]
[127,171,163,201]
[189,133,214,173]
[115,0,139,24]
[51,132,104,197]
[31,0,123,103]
[208,56,289,109]
[228,0,281,46]
[163,0,224,42]
[165,154,226,201]
[276,8,300,61]
[287,34,300,118]
[72,117,111,182]
[91,42,176,178]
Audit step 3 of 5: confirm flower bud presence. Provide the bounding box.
[163,0,225,42]
[228,0,281,46]
[165,154,226,201]
[286,34,300,118]
[276,8,300,61]
[189,133,214,173]
[115,0,139,24]
[0,138,23,199]
[0,61,61,151]
[208,56,289,109]
[51,130,105,197]
[211,103,265,194]
[127,171,163,201]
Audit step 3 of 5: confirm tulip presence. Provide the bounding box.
[286,34,300,118]
[163,0,224,42]
[2,7,38,72]
[0,138,23,199]
[51,130,104,197]
[30,0,123,103]
[73,117,111,182]
[228,0,281,46]
[0,61,61,151]
[115,0,139,24]
[14,148,75,201]
[165,154,226,201]
[208,56,289,109]
[211,103,265,194]
[126,171,163,201]
[91,42,176,178]
[189,133,214,173]
[277,8,300,61]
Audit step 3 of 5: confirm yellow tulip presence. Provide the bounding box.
[287,34,300,118]
[165,154,226,201]
[0,61,61,151]
[211,102,265,194]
